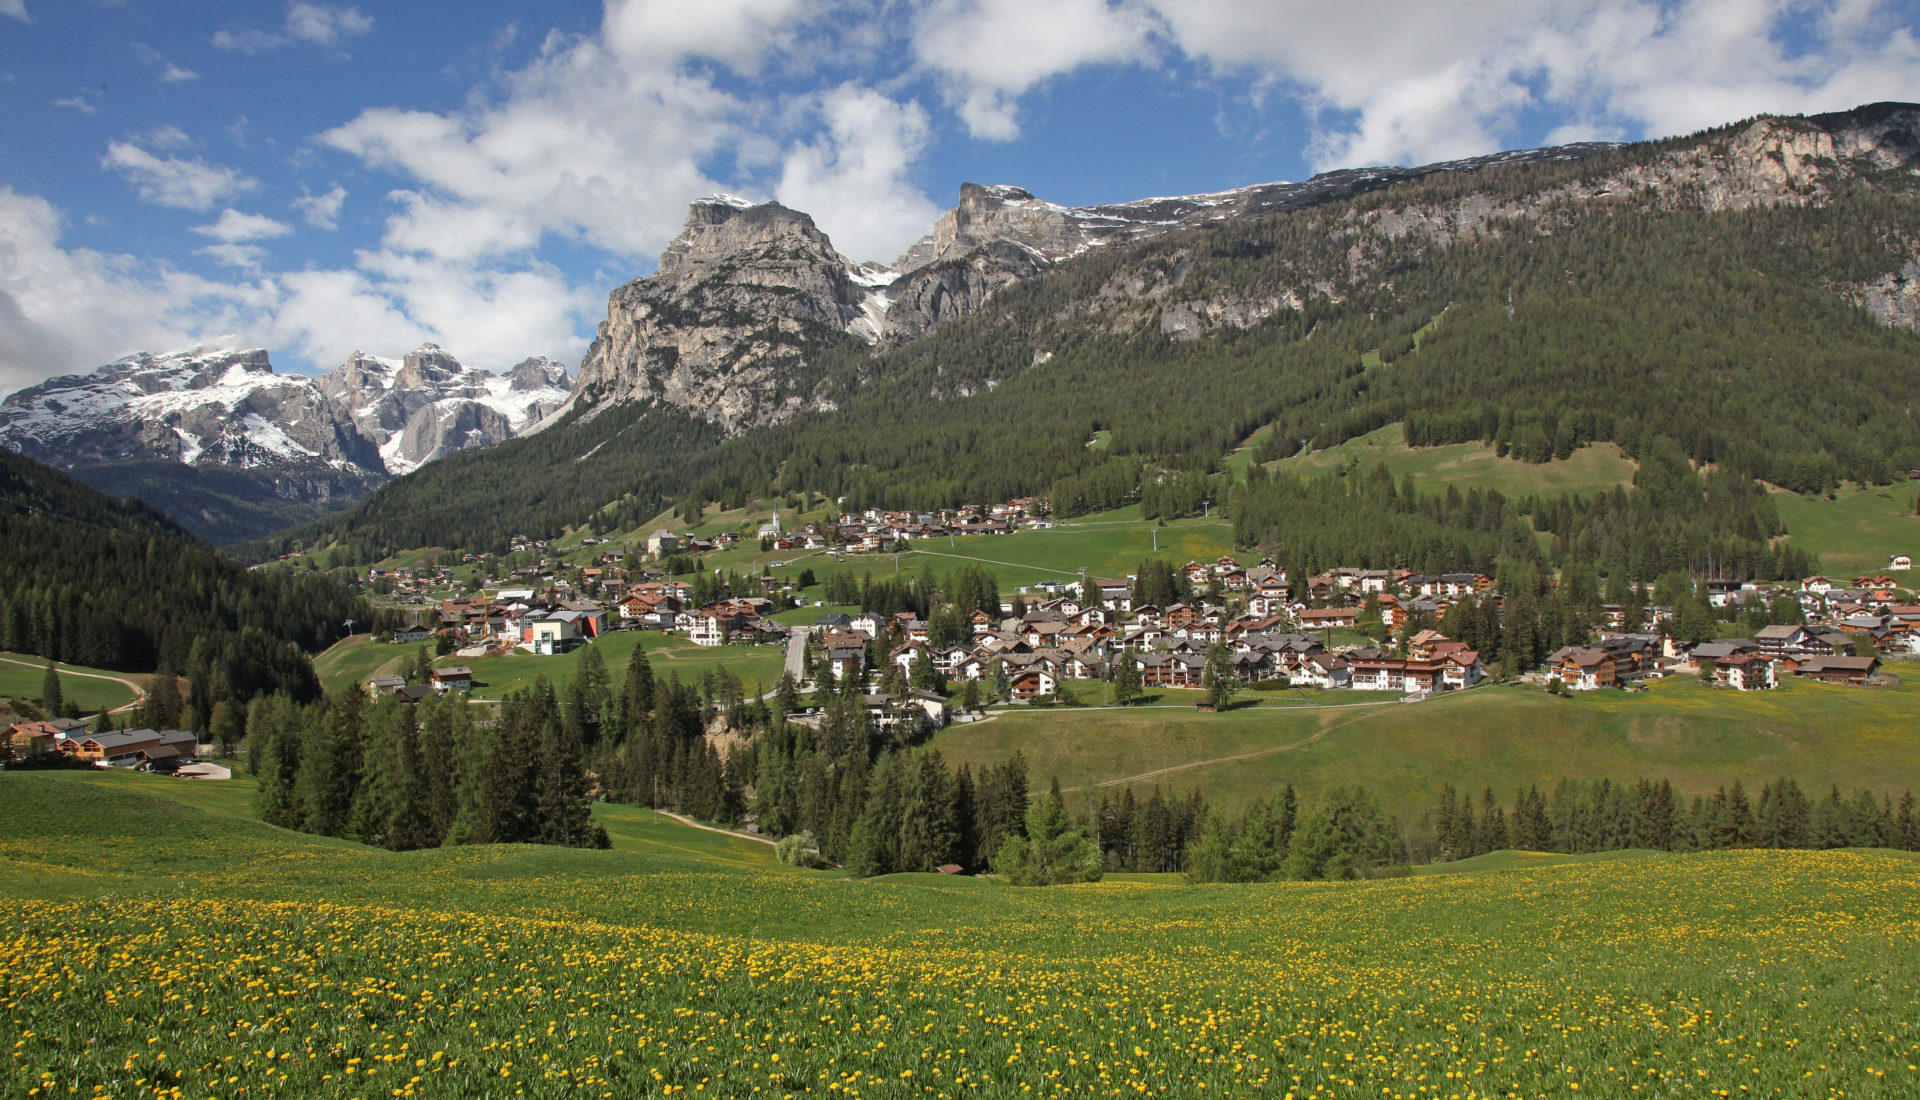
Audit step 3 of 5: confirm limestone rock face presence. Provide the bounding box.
[569,197,880,432]
[1856,259,1920,332]
[316,344,572,474]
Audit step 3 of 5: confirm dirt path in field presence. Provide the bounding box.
[1055,685,1491,794]
[0,656,147,714]
[655,810,776,847]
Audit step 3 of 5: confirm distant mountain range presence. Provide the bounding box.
[0,343,570,543]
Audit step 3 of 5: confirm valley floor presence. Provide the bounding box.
[3,770,1917,1098]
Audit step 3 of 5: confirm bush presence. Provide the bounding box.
[775,830,824,868]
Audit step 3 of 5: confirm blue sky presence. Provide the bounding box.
[2,0,1917,391]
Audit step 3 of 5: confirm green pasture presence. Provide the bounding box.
[312,634,415,696]
[1773,483,1920,579]
[1265,423,1640,498]
[441,630,787,700]
[0,652,143,713]
[931,673,1920,816]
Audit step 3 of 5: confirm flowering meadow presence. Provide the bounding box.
[5,772,1919,1099]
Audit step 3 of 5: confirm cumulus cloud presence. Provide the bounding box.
[291,185,348,230]
[0,0,27,23]
[101,141,258,211]
[317,28,741,264]
[213,2,372,53]
[197,243,270,271]
[1140,0,1920,169]
[601,0,809,72]
[0,186,594,389]
[911,0,1157,140]
[193,209,295,243]
[0,188,273,395]
[776,85,942,263]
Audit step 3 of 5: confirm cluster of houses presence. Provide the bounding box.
[804,566,1492,704]
[1543,620,1889,692]
[7,718,198,770]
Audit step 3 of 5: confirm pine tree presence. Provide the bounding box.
[40,660,62,718]
[994,779,1102,886]
[1112,657,1142,706]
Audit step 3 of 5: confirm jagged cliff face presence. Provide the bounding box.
[317,344,571,474]
[569,198,885,431]
[562,102,1920,432]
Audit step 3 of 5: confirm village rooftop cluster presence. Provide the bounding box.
[359,504,1915,710]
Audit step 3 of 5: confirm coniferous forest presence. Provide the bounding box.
[0,451,370,718]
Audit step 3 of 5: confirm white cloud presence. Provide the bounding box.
[198,243,270,271]
[134,43,199,83]
[776,85,942,263]
[318,29,741,265]
[285,2,373,47]
[601,0,808,72]
[264,253,596,373]
[101,141,257,211]
[143,125,195,151]
[0,0,26,23]
[193,209,295,243]
[911,0,1157,139]
[1142,0,1920,170]
[213,2,372,53]
[0,185,592,391]
[51,96,94,114]
[0,188,273,395]
[291,185,348,230]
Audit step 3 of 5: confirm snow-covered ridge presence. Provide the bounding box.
[0,343,572,480]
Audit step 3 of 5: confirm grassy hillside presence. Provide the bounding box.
[3,769,1917,1097]
[1257,422,1640,497]
[929,674,1920,814]
[1773,483,1920,579]
[315,630,787,700]
[0,652,144,713]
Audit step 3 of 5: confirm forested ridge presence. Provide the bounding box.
[0,449,369,709]
[241,108,1920,565]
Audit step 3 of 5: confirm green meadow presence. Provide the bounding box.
[931,673,1920,816]
[318,630,788,700]
[1773,483,1920,579]
[3,769,1917,1098]
[0,652,143,714]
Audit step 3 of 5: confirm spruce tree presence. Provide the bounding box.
[40,660,62,719]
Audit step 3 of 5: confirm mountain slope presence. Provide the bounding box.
[245,102,1920,565]
[0,449,368,702]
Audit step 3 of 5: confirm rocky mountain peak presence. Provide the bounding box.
[568,196,878,432]
[506,356,570,393]
[395,343,465,391]
[658,197,834,277]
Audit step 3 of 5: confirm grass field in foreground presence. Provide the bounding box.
[0,652,143,713]
[931,673,1920,815]
[3,769,1917,1099]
